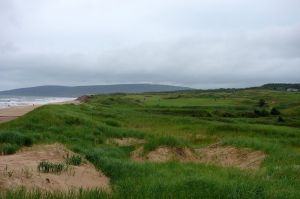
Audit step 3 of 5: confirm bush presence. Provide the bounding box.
[278,116,285,122]
[37,161,65,173]
[0,132,33,147]
[66,155,82,166]
[258,99,266,107]
[270,107,280,115]
[0,143,19,155]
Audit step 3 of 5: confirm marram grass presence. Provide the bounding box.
[1,89,300,198]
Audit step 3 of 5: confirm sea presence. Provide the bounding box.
[0,95,76,109]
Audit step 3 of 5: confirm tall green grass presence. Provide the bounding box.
[143,135,188,153]
[0,89,300,198]
[0,131,33,154]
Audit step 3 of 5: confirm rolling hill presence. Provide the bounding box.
[0,84,191,97]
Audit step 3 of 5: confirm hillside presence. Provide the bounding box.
[0,84,191,97]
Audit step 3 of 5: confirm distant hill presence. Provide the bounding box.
[260,83,300,91]
[0,84,191,97]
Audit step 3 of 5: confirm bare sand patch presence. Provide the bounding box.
[131,144,266,169]
[131,146,198,162]
[110,137,146,146]
[0,144,110,192]
[52,100,80,105]
[195,143,266,169]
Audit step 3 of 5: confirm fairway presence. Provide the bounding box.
[1,88,300,198]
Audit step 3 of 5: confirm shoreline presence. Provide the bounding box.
[0,100,79,124]
[0,105,40,123]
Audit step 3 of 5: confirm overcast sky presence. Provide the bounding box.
[0,0,300,90]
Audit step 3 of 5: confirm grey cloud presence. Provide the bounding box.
[0,0,299,90]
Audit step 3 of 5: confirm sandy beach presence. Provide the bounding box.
[0,100,79,124]
[0,105,39,124]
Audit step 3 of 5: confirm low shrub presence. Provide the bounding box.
[278,116,285,122]
[258,99,267,107]
[271,107,280,115]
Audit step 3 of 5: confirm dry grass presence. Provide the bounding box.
[110,137,146,146]
[131,143,266,169]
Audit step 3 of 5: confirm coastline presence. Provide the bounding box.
[0,100,79,124]
[0,105,39,124]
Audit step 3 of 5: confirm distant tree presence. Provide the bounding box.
[258,99,266,107]
[270,107,280,115]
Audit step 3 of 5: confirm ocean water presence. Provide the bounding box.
[0,95,76,109]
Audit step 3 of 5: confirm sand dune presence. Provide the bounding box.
[0,144,110,192]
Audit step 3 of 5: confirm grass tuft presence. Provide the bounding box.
[65,155,82,166]
[37,161,65,173]
[0,143,19,155]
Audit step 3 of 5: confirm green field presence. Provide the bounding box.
[1,89,300,198]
